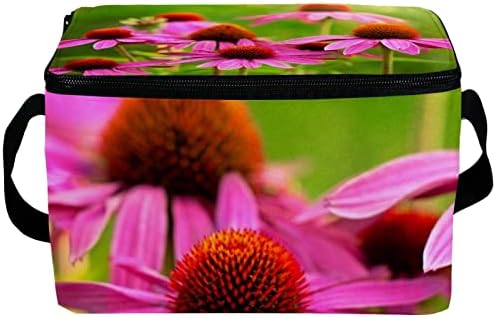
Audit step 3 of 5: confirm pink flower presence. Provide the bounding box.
[242,4,404,26]
[154,12,216,35]
[151,23,269,51]
[49,58,167,76]
[285,23,452,56]
[58,27,170,50]
[168,39,330,70]
[295,151,458,276]
[46,95,364,291]
[55,228,447,313]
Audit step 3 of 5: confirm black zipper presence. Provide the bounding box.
[45,70,460,100]
[46,11,461,100]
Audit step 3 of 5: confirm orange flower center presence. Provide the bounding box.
[188,24,257,43]
[84,28,133,39]
[296,42,328,51]
[219,46,275,59]
[64,58,119,71]
[353,23,420,39]
[155,12,205,22]
[99,99,264,197]
[360,209,438,277]
[298,4,352,12]
[169,229,309,312]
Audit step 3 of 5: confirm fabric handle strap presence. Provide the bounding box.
[3,94,49,242]
[454,90,493,213]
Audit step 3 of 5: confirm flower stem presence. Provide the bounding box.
[115,44,137,62]
[238,67,248,76]
[213,67,222,75]
[382,46,394,75]
[320,18,333,35]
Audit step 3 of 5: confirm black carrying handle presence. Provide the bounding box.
[3,94,50,242]
[454,90,493,213]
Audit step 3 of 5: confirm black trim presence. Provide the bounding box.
[3,94,50,242]
[45,69,461,100]
[454,90,493,213]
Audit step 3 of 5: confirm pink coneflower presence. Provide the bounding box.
[56,228,447,313]
[156,12,216,35]
[167,39,329,74]
[49,58,166,76]
[242,4,404,35]
[284,23,452,74]
[58,27,169,50]
[47,95,365,290]
[152,23,269,51]
[294,151,457,309]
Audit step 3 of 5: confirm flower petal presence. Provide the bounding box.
[49,183,120,207]
[113,257,172,293]
[309,276,447,311]
[56,282,168,313]
[111,186,167,290]
[58,39,96,49]
[217,59,244,70]
[423,205,454,272]
[283,35,353,45]
[215,173,260,230]
[324,39,369,51]
[343,40,380,55]
[69,200,115,263]
[192,40,216,51]
[172,196,214,261]
[382,39,420,55]
[93,40,118,50]
[411,38,452,49]
[296,151,458,221]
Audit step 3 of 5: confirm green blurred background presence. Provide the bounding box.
[51,4,458,74]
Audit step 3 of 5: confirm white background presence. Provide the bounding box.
[0,0,494,317]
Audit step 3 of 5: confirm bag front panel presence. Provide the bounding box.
[46,90,460,314]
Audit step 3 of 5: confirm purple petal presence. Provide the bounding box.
[217,59,244,70]
[237,39,255,46]
[241,59,262,69]
[49,67,71,75]
[83,69,119,76]
[197,59,224,68]
[69,200,115,263]
[192,40,217,52]
[93,40,118,50]
[297,151,458,222]
[219,42,235,50]
[111,186,167,290]
[412,38,452,49]
[58,39,96,49]
[113,257,172,293]
[215,173,260,230]
[382,39,420,55]
[309,276,447,311]
[343,40,380,55]
[423,205,453,272]
[49,183,119,207]
[324,39,369,51]
[172,196,214,261]
[259,59,293,69]
[56,282,168,313]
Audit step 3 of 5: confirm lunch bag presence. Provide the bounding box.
[3,4,493,314]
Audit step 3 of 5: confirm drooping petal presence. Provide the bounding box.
[296,151,459,222]
[217,59,244,70]
[58,39,96,49]
[215,173,260,230]
[56,282,168,313]
[381,39,420,55]
[49,67,71,75]
[192,40,216,51]
[68,200,115,263]
[412,38,452,49]
[113,257,172,293]
[93,40,118,50]
[49,183,120,207]
[172,196,214,261]
[111,186,167,290]
[343,40,380,55]
[423,205,454,272]
[259,59,293,69]
[283,35,353,45]
[309,276,447,312]
[324,39,369,52]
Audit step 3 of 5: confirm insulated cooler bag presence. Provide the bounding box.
[3,4,493,314]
